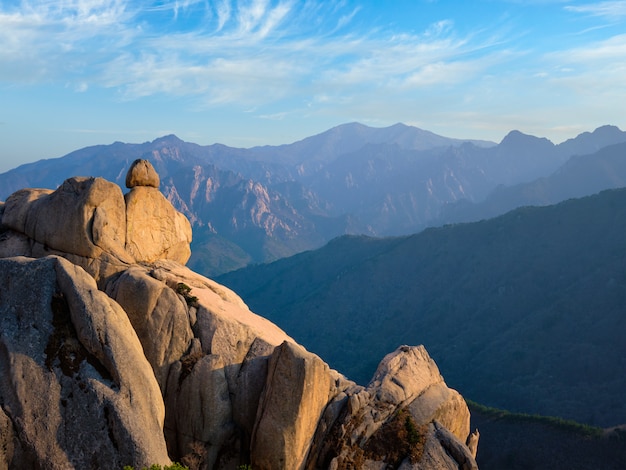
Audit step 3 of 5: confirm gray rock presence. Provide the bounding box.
[307,345,475,469]
[232,337,275,444]
[466,429,479,459]
[124,186,192,264]
[166,354,234,469]
[0,407,14,470]
[0,256,170,469]
[1,163,192,277]
[407,423,460,470]
[433,421,478,470]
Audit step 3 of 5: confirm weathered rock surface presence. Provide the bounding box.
[251,341,335,470]
[105,264,194,389]
[0,165,191,284]
[0,406,13,470]
[2,178,130,263]
[0,256,170,469]
[125,186,192,264]
[166,354,233,469]
[306,345,477,470]
[466,429,480,459]
[126,158,161,188]
[0,163,478,469]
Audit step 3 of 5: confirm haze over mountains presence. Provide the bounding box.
[3,122,626,276]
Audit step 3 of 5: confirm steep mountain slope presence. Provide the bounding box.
[0,124,493,274]
[217,188,626,428]
[468,403,626,470]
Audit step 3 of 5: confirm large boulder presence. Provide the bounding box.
[126,158,160,188]
[370,346,470,442]
[0,180,130,284]
[0,162,193,282]
[0,406,14,470]
[251,341,335,470]
[120,259,300,467]
[0,256,170,469]
[2,178,130,262]
[124,157,191,264]
[125,186,192,265]
[307,345,476,470]
[104,264,194,389]
[165,354,233,469]
[147,259,294,389]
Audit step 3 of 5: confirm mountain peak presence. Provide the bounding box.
[557,124,626,156]
[593,124,621,134]
[501,129,548,143]
[152,134,184,145]
[500,130,554,148]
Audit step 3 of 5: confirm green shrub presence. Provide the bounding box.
[176,283,198,307]
[363,408,427,465]
[122,463,189,470]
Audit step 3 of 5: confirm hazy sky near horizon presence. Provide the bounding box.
[1,0,626,173]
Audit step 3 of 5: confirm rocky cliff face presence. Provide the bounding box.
[0,159,478,469]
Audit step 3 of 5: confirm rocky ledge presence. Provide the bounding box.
[0,160,478,469]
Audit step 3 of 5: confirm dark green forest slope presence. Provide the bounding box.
[468,402,626,470]
[218,188,626,427]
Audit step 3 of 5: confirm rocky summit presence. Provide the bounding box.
[0,159,478,469]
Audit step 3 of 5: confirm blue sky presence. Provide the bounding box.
[1,0,626,173]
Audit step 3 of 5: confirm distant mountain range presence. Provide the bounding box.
[438,140,626,225]
[2,122,626,276]
[217,187,626,429]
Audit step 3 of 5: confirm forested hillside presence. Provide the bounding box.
[218,188,626,427]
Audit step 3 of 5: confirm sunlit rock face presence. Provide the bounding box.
[125,159,192,265]
[0,159,191,285]
[0,162,478,469]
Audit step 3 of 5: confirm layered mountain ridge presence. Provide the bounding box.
[3,122,625,276]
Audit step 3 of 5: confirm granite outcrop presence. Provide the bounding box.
[0,160,478,469]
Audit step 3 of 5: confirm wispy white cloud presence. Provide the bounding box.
[0,0,134,83]
[0,0,519,117]
[565,1,626,19]
[3,0,603,131]
[0,0,504,98]
[554,32,626,61]
[542,33,626,99]
[215,0,232,31]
